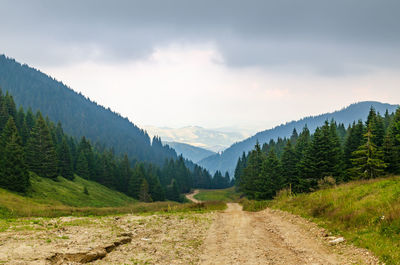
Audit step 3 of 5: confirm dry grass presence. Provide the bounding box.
[271,176,400,264]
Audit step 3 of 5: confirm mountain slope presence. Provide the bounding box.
[0,55,176,165]
[166,141,216,163]
[198,101,399,174]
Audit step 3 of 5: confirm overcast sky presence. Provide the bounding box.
[1,0,400,133]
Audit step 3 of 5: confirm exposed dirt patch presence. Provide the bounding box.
[200,203,380,265]
[0,212,214,265]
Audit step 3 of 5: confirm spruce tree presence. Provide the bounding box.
[240,142,266,199]
[58,138,74,180]
[258,149,281,199]
[343,121,365,174]
[281,140,299,192]
[383,108,400,173]
[128,163,145,199]
[166,178,181,202]
[139,178,152,202]
[350,129,387,179]
[0,118,29,192]
[366,108,385,148]
[26,113,58,179]
[299,121,343,190]
[24,108,35,134]
[0,90,8,131]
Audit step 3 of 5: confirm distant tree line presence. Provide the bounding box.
[0,89,230,201]
[235,107,400,200]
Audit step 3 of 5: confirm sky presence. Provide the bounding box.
[1,0,400,134]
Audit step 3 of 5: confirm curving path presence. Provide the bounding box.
[185,189,201,203]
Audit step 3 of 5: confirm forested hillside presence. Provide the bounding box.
[0,90,228,203]
[199,101,398,174]
[0,55,175,165]
[235,107,400,199]
[166,141,216,163]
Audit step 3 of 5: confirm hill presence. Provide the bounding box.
[269,176,400,264]
[0,55,176,165]
[166,141,216,163]
[0,173,135,218]
[198,101,399,174]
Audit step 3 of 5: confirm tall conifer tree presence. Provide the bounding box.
[0,118,29,192]
[26,113,58,179]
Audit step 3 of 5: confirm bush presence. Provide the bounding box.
[317,176,336,190]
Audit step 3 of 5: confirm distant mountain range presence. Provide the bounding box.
[144,125,250,152]
[198,101,399,175]
[165,142,216,163]
[0,55,177,165]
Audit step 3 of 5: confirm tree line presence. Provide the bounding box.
[0,89,230,202]
[235,107,400,200]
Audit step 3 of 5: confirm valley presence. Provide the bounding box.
[1,1,400,264]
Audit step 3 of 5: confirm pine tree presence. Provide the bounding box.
[258,148,282,199]
[26,113,58,179]
[383,108,400,173]
[25,108,35,134]
[384,109,392,131]
[0,118,29,192]
[76,151,89,178]
[240,142,266,199]
[212,171,224,189]
[0,90,9,131]
[299,121,343,190]
[117,154,131,194]
[234,152,247,191]
[343,121,365,174]
[128,163,146,199]
[139,178,152,202]
[290,128,299,146]
[281,140,299,192]
[366,107,385,148]
[147,170,165,201]
[57,138,74,180]
[166,178,181,202]
[223,172,231,188]
[3,92,16,119]
[350,129,387,179]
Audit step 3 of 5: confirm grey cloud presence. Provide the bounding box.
[1,0,399,75]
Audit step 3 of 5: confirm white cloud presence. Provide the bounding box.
[40,43,400,134]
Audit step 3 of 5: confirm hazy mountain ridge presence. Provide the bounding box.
[0,55,177,165]
[198,101,399,175]
[145,125,249,152]
[165,141,216,163]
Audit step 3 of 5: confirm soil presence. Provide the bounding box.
[0,203,380,264]
[185,189,200,203]
[200,203,379,265]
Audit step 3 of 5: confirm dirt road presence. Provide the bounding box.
[199,203,378,265]
[0,203,379,264]
[185,189,200,203]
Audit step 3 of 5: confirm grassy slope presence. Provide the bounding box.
[269,176,400,264]
[0,173,226,218]
[194,187,240,202]
[27,173,135,207]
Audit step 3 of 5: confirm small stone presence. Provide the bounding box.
[329,237,345,245]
